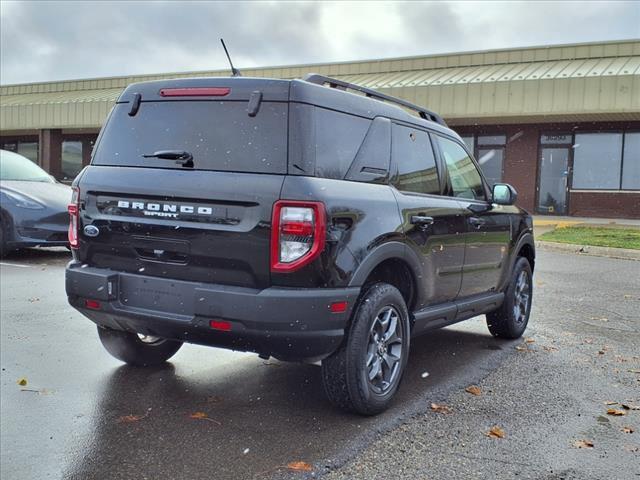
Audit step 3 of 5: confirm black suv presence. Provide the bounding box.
[66,75,534,415]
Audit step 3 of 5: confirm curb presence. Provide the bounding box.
[535,240,640,261]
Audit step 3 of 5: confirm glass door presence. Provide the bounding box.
[537,148,569,215]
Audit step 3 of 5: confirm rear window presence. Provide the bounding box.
[93,101,288,174]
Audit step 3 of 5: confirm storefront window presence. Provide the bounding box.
[17,142,39,164]
[572,133,623,190]
[622,132,640,190]
[477,134,506,146]
[61,140,83,180]
[477,148,503,187]
[460,135,474,152]
[454,133,505,186]
[0,140,38,164]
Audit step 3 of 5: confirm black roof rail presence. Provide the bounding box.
[302,73,447,127]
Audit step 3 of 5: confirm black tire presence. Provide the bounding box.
[321,283,410,415]
[97,326,183,366]
[486,256,533,339]
[0,219,12,258]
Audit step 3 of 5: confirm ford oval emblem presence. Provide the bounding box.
[83,225,100,237]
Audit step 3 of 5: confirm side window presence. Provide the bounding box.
[315,107,371,179]
[391,124,440,195]
[437,136,486,200]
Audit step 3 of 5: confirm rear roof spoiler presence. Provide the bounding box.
[303,73,447,127]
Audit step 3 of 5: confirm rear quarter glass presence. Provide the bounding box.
[92,101,288,174]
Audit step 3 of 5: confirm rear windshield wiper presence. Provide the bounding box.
[142,150,193,167]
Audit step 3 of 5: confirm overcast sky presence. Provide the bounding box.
[1,0,639,85]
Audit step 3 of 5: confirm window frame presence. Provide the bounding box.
[388,121,446,198]
[432,132,490,203]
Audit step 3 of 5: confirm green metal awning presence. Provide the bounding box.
[1,40,639,131]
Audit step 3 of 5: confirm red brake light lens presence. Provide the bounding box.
[209,320,232,332]
[159,87,230,97]
[330,301,348,314]
[85,299,101,310]
[271,201,326,273]
[68,187,80,249]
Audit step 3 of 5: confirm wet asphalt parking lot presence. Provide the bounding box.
[1,248,639,479]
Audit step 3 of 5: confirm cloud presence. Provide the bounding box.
[1,0,638,85]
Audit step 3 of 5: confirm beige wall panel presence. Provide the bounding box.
[493,82,509,113]
[439,85,455,114]
[538,79,554,112]
[451,84,468,116]
[551,78,570,113]
[567,78,586,112]
[522,80,540,113]
[632,75,640,110]
[583,77,601,111]
[613,75,633,110]
[507,81,524,113]
[466,83,482,114]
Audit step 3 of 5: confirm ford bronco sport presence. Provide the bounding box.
[65,74,535,415]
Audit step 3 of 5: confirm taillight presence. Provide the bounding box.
[159,87,230,97]
[271,201,326,273]
[68,187,80,249]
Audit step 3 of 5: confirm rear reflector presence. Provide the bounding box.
[330,301,348,314]
[85,299,101,310]
[209,320,232,332]
[159,87,230,97]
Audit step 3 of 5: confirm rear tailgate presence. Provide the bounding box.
[76,78,290,289]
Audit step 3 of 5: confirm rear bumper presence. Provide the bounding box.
[65,262,360,361]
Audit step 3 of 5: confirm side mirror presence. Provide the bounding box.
[492,183,517,206]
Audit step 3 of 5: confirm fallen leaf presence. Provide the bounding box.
[622,427,634,434]
[515,344,528,351]
[573,439,594,449]
[117,414,146,423]
[543,346,558,352]
[607,408,626,416]
[189,412,221,424]
[287,461,313,472]
[17,378,27,386]
[604,401,618,405]
[621,403,640,411]
[430,403,452,414]
[465,385,482,396]
[524,337,535,344]
[486,426,506,439]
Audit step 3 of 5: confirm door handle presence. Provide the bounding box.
[410,215,435,227]
[468,217,486,228]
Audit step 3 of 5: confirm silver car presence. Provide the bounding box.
[0,149,72,256]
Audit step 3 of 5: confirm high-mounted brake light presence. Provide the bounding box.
[159,87,230,97]
[68,187,80,249]
[271,201,326,273]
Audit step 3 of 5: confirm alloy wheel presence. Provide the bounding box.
[366,306,403,393]
[513,270,531,324]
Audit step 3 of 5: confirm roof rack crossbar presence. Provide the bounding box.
[302,73,447,127]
